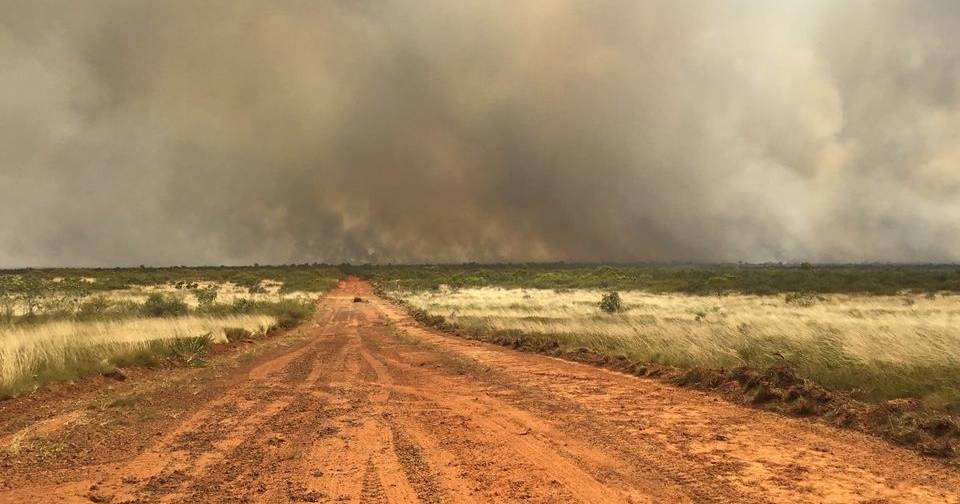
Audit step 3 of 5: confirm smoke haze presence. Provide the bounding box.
[2,1,959,266]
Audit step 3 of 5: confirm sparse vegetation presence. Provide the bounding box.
[0,266,339,398]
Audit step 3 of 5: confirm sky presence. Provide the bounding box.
[2,0,959,266]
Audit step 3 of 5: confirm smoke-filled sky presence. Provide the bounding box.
[2,1,959,266]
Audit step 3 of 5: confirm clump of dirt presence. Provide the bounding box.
[861,399,960,457]
[102,369,128,382]
[720,364,835,411]
[353,297,365,303]
[391,297,959,464]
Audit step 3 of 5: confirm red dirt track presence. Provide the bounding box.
[1,278,958,503]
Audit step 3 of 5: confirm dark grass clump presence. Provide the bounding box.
[141,294,189,318]
[198,298,314,329]
[266,300,315,329]
[223,327,254,342]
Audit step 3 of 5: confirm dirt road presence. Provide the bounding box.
[1,279,958,503]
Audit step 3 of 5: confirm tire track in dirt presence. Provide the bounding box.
[354,342,444,503]
[171,312,420,503]
[160,326,353,503]
[388,424,443,504]
[351,330,446,503]
[110,342,334,502]
[360,455,388,503]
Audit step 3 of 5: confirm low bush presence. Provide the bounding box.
[599,291,623,313]
[193,287,218,308]
[231,298,255,314]
[267,300,314,329]
[142,294,189,317]
[77,296,113,319]
[784,292,821,307]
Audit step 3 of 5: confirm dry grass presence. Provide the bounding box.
[1,280,320,317]
[0,314,276,397]
[392,287,960,409]
[116,281,321,307]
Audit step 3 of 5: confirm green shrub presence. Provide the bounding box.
[1,296,17,325]
[111,300,144,318]
[142,294,188,317]
[77,296,113,319]
[599,291,623,313]
[193,287,218,308]
[269,300,314,329]
[784,292,820,307]
[232,298,255,314]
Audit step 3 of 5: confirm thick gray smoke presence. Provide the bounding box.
[2,1,959,266]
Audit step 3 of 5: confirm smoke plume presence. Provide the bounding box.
[2,1,959,266]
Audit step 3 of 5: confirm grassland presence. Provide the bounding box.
[0,266,340,398]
